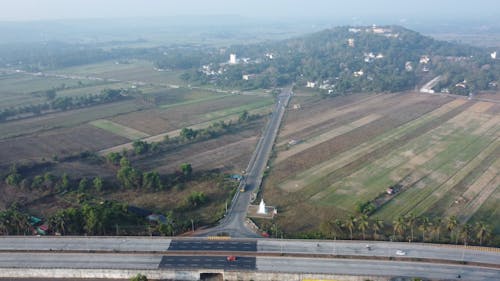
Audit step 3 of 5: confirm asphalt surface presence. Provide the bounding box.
[159,256,256,270]
[0,252,497,280]
[258,239,500,265]
[0,236,172,252]
[197,87,293,238]
[0,253,161,270]
[258,257,500,281]
[1,237,499,266]
[168,240,256,252]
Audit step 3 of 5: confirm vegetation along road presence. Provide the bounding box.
[196,86,293,237]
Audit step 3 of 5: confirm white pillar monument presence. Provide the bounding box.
[258,198,267,214]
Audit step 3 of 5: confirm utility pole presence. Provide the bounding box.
[191,219,194,232]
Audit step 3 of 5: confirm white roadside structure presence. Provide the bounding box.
[258,199,267,214]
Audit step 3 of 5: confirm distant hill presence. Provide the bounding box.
[183,25,499,95]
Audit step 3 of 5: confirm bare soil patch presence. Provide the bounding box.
[0,124,128,167]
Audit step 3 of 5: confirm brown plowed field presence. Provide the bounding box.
[0,124,128,166]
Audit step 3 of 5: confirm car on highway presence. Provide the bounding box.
[396,250,406,256]
[226,255,237,262]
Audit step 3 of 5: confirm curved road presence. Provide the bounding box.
[196,86,293,237]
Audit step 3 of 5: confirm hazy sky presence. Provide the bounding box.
[0,0,498,22]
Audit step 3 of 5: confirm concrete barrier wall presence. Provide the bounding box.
[0,268,200,280]
[225,272,389,281]
[1,268,387,281]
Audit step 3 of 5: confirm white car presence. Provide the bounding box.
[396,250,406,256]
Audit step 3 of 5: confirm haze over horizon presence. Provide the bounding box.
[1,0,499,22]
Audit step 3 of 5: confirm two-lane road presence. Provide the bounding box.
[197,87,293,237]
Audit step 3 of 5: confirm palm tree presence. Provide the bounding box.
[0,212,9,235]
[459,223,472,245]
[372,218,384,240]
[405,213,417,242]
[419,216,430,242]
[392,216,406,241]
[12,211,29,235]
[446,216,459,244]
[432,217,442,242]
[345,215,356,240]
[474,221,491,246]
[49,212,66,235]
[334,219,344,240]
[357,214,369,240]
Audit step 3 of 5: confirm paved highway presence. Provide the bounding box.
[1,237,499,266]
[168,239,256,252]
[258,239,500,265]
[0,252,498,280]
[160,256,256,270]
[197,86,293,237]
[0,236,172,252]
[258,257,500,280]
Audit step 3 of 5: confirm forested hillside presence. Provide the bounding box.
[181,26,499,95]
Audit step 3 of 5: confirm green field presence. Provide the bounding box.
[0,72,104,109]
[90,119,150,140]
[201,98,274,119]
[0,100,143,139]
[264,93,500,244]
[49,60,186,85]
[159,93,230,109]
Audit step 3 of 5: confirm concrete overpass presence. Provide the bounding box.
[0,236,499,280]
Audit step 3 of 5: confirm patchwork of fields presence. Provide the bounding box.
[0,62,273,172]
[264,92,500,235]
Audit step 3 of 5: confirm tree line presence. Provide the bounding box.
[0,88,129,121]
[306,213,494,246]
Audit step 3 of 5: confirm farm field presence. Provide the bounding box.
[109,94,273,135]
[132,119,265,175]
[263,91,500,239]
[0,60,273,168]
[48,60,187,86]
[0,72,104,109]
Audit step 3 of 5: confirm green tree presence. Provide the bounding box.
[186,191,206,208]
[459,223,472,245]
[419,217,430,242]
[345,215,356,240]
[180,163,193,179]
[5,173,22,187]
[357,214,369,240]
[60,173,70,190]
[78,177,89,192]
[82,204,99,235]
[31,175,45,189]
[406,213,417,242]
[93,177,103,192]
[432,217,442,242]
[446,216,459,244]
[372,218,384,239]
[142,171,162,190]
[180,127,197,141]
[238,110,249,122]
[48,211,66,235]
[117,158,142,189]
[131,273,148,281]
[106,152,122,165]
[393,216,406,241]
[132,140,150,154]
[474,221,491,246]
